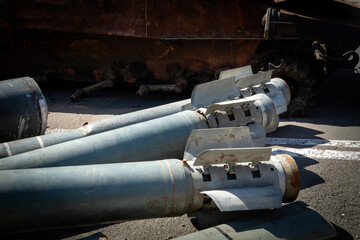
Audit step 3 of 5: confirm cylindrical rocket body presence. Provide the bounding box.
[0,154,299,234]
[0,99,190,158]
[0,160,193,234]
[0,77,48,142]
[0,111,208,170]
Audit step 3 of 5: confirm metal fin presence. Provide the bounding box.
[219,65,254,80]
[191,76,239,109]
[201,186,282,211]
[183,127,255,161]
[236,71,273,89]
[193,147,272,166]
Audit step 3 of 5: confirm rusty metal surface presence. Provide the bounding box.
[0,0,265,39]
[277,154,301,202]
[258,0,360,28]
[0,29,260,84]
[0,0,266,88]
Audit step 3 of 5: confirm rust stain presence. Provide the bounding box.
[164,160,175,215]
[146,200,161,210]
[217,153,238,162]
[190,136,203,146]
[228,133,236,139]
[282,154,300,202]
[162,195,169,202]
[211,133,237,143]
[66,68,75,75]
[92,69,103,82]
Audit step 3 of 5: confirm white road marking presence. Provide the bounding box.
[266,138,360,149]
[271,147,360,161]
[267,138,360,161]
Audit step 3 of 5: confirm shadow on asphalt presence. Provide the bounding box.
[4,223,114,240]
[41,81,189,115]
[268,124,327,141]
[272,149,325,190]
[280,69,360,128]
[78,232,108,240]
[193,201,339,239]
[332,223,354,240]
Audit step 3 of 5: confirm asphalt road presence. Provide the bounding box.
[5,68,360,240]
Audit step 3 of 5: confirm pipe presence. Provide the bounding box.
[70,79,114,101]
[135,84,178,96]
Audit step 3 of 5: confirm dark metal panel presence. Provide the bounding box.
[0,0,265,39]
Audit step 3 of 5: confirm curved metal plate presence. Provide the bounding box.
[235,71,273,89]
[201,186,282,211]
[191,76,239,109]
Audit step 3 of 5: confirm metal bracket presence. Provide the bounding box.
[203,94,275,129]
[193,147,272,166]
[183,127,256,161]
[204,97,258,116]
